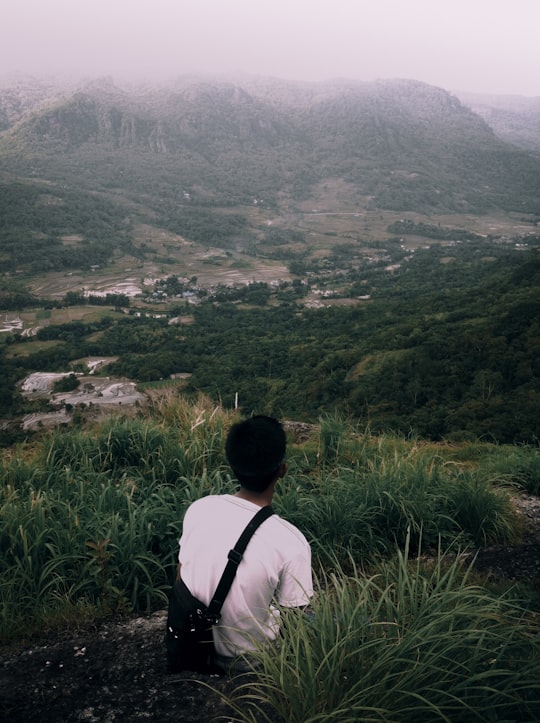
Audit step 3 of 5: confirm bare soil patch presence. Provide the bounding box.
[20,371,144,431]
[0,612,249,723]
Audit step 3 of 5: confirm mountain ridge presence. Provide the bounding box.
[456,90,540,153]
[1,75,539,214]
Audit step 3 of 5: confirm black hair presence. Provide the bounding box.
[225,415,286,492]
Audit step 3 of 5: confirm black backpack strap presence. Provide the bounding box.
[207,505,274,619]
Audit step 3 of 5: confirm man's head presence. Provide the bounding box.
[225,415,286,492]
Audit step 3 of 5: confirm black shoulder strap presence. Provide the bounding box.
[207,505,274,618]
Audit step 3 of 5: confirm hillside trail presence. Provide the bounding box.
[1,494,539,723]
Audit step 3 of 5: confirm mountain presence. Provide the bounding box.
[457,91,540,153]
[0,74,71,130]
[1,75,540,214]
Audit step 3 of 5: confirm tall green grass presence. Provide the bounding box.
[227,545,540,722]
[0,466,178,637]
[480,445,540,495]
[0,398,533,644]
[431,440,540,495]
[0,397,235,639]
[275,449,518,569]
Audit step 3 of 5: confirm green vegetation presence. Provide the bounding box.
[0,78,539,446]
[0,180,133,274]
[158,204,249,249]
[3,78,540,216]
[387,219,485,241]
[0,277,39,310]
[52,373,80,393]
[1,241,538,443]
[230,553,539,721]
[0,398,538,720]
[0,398,230,638]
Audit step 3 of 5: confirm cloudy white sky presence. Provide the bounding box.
[2,0,539,96]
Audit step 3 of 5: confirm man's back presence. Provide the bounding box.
[179,494,312,658]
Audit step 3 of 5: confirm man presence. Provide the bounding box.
[177,415,313,673]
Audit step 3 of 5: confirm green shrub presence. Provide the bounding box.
[481,445,540,495]
[228,548,540,722]
[446,471,519,546]
[278,449,518,568]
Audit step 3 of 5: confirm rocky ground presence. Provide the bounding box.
[0,610,248,723]
[1,494,539,723]
[468,492,540,581]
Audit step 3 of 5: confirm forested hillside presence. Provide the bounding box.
[2,76,540,212]
[1,238,538,444]
[458,91,540,152]
[90,244,540,443]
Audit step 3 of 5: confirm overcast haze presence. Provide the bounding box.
[2,0,539,96]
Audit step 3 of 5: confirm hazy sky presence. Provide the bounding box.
[2,0,539,96]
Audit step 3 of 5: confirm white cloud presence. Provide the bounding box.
[1,0,539,95]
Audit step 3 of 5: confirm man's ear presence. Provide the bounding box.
[278,462,288,478]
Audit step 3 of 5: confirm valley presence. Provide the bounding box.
[9,203,536,310]
[0,75,539,444]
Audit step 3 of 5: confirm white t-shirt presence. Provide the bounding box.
[178,494,313,658]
